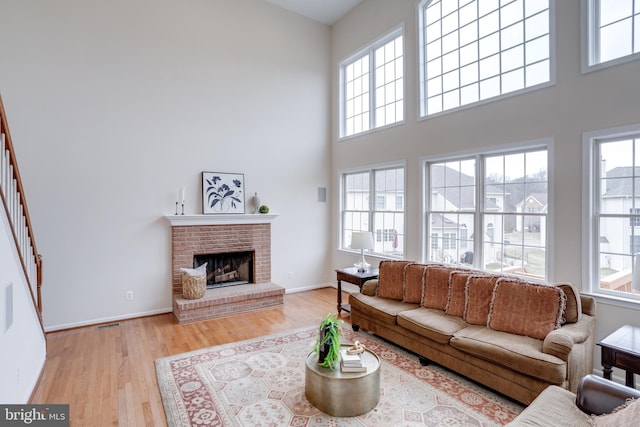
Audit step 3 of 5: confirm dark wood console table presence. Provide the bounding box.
[335,267,379,314]
[597,324,640,388]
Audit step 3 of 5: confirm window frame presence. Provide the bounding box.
[340,162,406,258]
[581,0,640,73]
[338,25,405,139]
[582,123,640,306]
[417,0,556,119]
[422,139,553,280]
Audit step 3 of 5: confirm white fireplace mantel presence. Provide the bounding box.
[164,213,279,226]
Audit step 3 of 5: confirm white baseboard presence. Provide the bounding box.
[44,284,339,332]
[44,308,173,332]
[284,283,333,293]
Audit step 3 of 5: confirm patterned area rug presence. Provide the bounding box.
[155,326,523,426]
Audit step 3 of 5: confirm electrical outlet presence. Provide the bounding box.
[288,272,293,279]
[126,291,134,300]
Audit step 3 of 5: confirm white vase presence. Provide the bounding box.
[252,193,261,214]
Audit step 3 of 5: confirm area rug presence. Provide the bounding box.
[155,326,523,426]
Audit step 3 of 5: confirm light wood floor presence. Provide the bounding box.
[30,287,350,427]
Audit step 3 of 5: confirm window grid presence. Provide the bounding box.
[426,146,549,279]
[427,158,477,265]
[591,0,640,65]
[592,136,640,298]
[341,29,404,138]
[342,166,405,257]
[420,0,550,116]
[344,55,371,137]
[374,36,404,128]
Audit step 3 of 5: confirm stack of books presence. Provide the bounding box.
[340,348,366,372]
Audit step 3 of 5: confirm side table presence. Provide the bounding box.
[597,324,640,388]
[304,344,381,416]
[335,267,379,314]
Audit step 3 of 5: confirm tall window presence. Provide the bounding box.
[340,28,404,138]
[584,0,640,70]
[342,166,405,257]
[426,145,549,279]
[418,0,552,117]
[584,127,640,298]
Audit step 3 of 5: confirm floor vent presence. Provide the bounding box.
[97,322,120,329]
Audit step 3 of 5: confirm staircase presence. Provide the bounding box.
[0,94,43,330]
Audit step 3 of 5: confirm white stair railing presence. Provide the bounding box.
[0,95,43,327]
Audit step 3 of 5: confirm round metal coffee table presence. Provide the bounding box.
[304,344,380,417]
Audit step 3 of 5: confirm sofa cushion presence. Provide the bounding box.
[404,263,427,303]
[591,398,640,426]
[505,385,591,426]
[445,271,474,317]
[422,265,456,310]
[377,260,412,300]
[451,326,567,384]
[349,293,419,326]
[397,307,468,345]
[464,275,499,325]
[488,278,567,340]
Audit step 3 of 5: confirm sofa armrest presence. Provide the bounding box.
[576,374,640,415]
[580,295,596,317]
[542,316,593,360]
[360,279,378,296]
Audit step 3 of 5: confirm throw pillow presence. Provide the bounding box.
[555,282,582,323]
[422,264,455,310]
[488,278,566,340]
[376,260,412,300]
[591,398,640,426]
[464,275,499,325]
[445,271,474,317]
[404,263,427,303]
[361,279,378,296]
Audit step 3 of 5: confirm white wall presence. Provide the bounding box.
[0,0,332,330]
[331,0,640,377]
[0,208,46,403]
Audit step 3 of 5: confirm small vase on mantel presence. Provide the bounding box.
[252,192,261,214]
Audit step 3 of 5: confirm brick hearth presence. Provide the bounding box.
[165,214,283,323]
[173,282,285,322]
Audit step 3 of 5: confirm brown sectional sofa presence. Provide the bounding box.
[349,260,597,405]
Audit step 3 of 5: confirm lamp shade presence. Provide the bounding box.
[350,231,374,250]
[633,255,640,291]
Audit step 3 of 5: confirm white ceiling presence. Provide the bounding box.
[265,0,363,25]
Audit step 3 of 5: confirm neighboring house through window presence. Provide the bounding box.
[584,125,640,298]
[342,165,405,257]
[426,143,549,279]
[340,27,404,138]
[418,0,552,117]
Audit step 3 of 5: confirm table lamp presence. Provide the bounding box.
[350,231,374,272]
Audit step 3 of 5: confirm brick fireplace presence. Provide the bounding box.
[165,214,284,322]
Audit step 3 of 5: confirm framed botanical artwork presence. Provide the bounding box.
[202,172,245,214]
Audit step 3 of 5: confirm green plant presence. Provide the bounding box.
[258,205,269,214]
[314,313,343,369]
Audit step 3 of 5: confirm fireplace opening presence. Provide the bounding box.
[193,251,254,289]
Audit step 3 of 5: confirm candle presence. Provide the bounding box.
[182,187,185,204]
[176,187,179,204]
